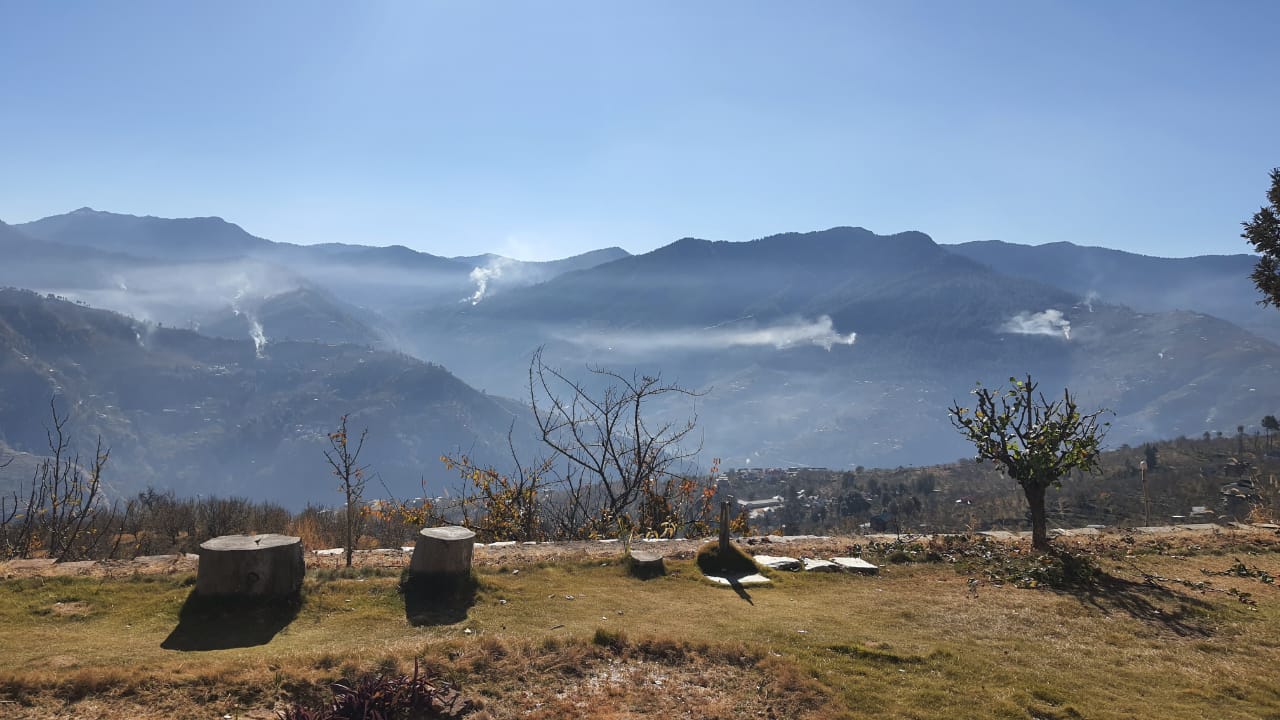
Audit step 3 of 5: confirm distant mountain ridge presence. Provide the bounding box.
[4,209,1279,494]
[947,239,1276,342]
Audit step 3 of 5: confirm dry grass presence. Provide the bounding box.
[1,533,1279,718]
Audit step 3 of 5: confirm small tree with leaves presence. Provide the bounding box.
[324,415,369,567]
[1245,167,1280,306]
[949,375,1109,550]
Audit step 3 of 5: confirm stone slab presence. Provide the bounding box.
[1052,528,1101,537]
[1254,523,1280,530]
[1176,524,1220,532]
[1133,526,1179,534]
[50,560,98,576]
[802,558,840,572]
[705,573,771,586]
[133,554,181,564]
[753,555,802,571]
[830,557,879,574]
[3,558,56,571]
[314,548,344,556]
[978,531,1018,540]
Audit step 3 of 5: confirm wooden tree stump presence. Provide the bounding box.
[196,534,305,597]
[409,526,476,577]
[627,550,665,579]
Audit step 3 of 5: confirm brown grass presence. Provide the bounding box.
[1,532,1279,718]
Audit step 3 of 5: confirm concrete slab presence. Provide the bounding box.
[979,531,1018,540]
[753,555,802,571]
[802,558,840,572]
[1176,524,1220,532]
[830,557,879,574]
[1134,526,1179,534]
[133,554,180,564]
[488,541,517,548]
[314,548,344,556]
[705,573,771,586]
[50,560,98,575]
[1052,528,1101,537]
[3,558,56,571]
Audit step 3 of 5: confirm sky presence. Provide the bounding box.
[1,1,1278,261]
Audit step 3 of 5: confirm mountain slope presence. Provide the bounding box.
[402,227,1280,471]
[948,240,1278,342]
[18,207,273,261]
[0,288,535,505]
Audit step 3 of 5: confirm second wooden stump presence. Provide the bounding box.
[409,526,476,577]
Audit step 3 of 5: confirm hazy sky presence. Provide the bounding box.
[2,1,1277,261]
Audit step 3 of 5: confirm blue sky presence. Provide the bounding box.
[2,1,1277,260]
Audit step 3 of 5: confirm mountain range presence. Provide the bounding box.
[2,208,1277,504]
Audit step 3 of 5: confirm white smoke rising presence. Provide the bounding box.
[466,257,515,305]
[1001,309,1071,340]
[248,317,267,357]
[1082,290,1099,313]
[562,316,856,353]
[230,278,268,358]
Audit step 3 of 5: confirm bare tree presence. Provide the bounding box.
[1,398,123,561]
[527,347,706,539]
[324,414,369,567]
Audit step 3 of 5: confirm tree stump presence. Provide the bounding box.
[627,550,665,579]
[409,526,476,577]
[196,534,305,597]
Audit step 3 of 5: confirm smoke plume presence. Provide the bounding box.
[562,316,857,353]
[1001,309,1071,340]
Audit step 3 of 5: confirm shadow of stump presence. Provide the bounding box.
[162,591,301,651]
[401,572,479,627]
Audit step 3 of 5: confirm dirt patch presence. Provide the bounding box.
[48,601,93,618]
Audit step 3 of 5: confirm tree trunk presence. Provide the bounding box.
[196,534,305,597]
[1024,483,1050,550]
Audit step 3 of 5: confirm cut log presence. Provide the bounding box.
[410,526,476,577]
[627,550,665,579]
[196,534,304,597]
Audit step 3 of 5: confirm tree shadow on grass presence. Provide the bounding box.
[162,591,301,651]
[401,572,479,627]
[1050,568,1218,638]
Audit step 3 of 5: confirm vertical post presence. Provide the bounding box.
[718,501,731,553]
[1139,460,1150,526]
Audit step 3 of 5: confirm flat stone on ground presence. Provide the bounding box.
[50,561,98,576]
[753,555,802,571]
[979,531,1018,540]
[3,558,56,571]
[1134,526,1179,534]
[830,557,879,574]
[1176,524,1219,532]
[802,558,840,572]
[133,554,180,564]
[705,573,771,586]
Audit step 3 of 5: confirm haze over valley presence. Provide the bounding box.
[2,208,1277,505]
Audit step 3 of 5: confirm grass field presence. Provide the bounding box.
[2,532,1280,719]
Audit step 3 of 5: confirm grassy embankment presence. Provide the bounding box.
[2,532,1280,719]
